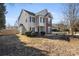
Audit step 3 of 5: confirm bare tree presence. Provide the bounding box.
[63,3,79,35]
[57,21,66,32]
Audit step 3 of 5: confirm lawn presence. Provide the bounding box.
[0,29,79,56]
[16,34,79,56]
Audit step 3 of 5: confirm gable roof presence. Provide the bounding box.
[36,9,48,16]
[36,9,52,18]
[18,9,23,23]
[23,9,35,16]
[45,12,53,18]
[17,9,53,26]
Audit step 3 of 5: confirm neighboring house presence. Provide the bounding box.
[16,9,53,34]
[52,24,68,31]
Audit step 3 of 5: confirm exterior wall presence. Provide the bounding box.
[45,16,52,33]
[45,17,48,33]
[36,15,52,33]
[38,16,45,26]
[18,10,36,32]
[18,10,36,33]
[28,14,36,32]
[18,10,29,32]
[35,15,39,32]
[36,16,46,33]
[18,9,52,34]
[19,25,26,34]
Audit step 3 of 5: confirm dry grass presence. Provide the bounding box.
[0,29,18,35]
[16,34,79,56]
[0,35,48,56]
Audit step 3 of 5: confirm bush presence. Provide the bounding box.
[25,32,31,36]
[25,31,39,37]
[40,31,45,36]
[34,32,39,36]
[31,31,38,36]
[52,29,60,32]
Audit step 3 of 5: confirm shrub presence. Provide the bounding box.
[31,31,39,36]
[52,29,60,32]
[25,31,39,37]
[25,32,31,36]
[40,31,45,36]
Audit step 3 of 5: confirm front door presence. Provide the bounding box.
[39,26,45,32]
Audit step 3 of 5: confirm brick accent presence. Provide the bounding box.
[45,16,52,33]
[35,15,39,32]
[46,18,48,33]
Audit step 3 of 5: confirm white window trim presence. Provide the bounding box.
[39,16,44,23]
[40,17,42,23]
[32,17,35,23]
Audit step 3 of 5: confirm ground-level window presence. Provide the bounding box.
[39,27,44,32]
[30,27,31,31]
[32,27,35,32]
[43,18,45,23]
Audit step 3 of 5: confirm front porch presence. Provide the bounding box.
[36,26,51,34]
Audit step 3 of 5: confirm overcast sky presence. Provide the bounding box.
[6,3,65,26]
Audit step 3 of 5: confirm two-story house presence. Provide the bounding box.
[16,9,53,34]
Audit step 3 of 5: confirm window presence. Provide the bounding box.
[32,17,35,23]
[26,19,27,22]
[30,27,31,31]
[40,17,45,23]
[30,16,31,22]
[43,18,45,23]
[40,17,42,23]
[32,27,35,32]
[39,27,44,32]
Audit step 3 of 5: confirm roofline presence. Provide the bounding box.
[17,9,53,23]
[17,9,23,23]
[23,9,35,15]
[36,9,48,13]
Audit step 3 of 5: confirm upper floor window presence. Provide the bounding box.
[40,17,42,23]
[40,17,45,23]
[30,16,31,22]
[32,17,35,23]
[30,16,35,23]
[26,19,27,22]
[32,27,35,32]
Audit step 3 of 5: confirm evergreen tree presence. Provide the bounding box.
[0,3,6,30]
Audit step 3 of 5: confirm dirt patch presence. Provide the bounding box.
[0,29,18,35]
